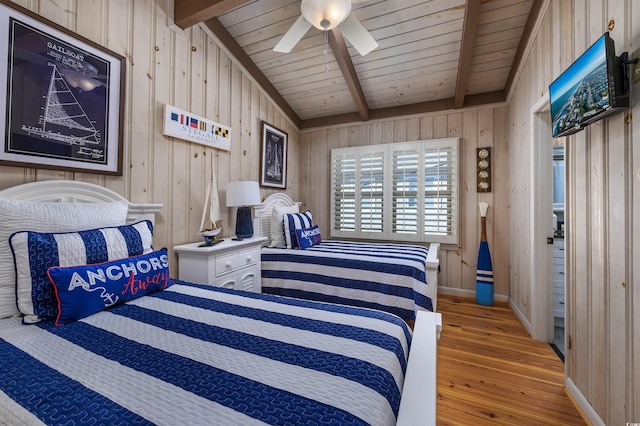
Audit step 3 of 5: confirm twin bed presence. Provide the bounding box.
[0,180,440,425]
[255,193,440,322]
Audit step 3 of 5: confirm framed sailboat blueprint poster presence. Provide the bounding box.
[260,121,287,189]
[0,0,125,175]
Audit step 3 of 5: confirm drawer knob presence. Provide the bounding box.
[225,261,232,268]
[246,255,253,262]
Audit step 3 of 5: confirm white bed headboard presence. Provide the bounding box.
[253,193,301,245]
[0,180,163,225]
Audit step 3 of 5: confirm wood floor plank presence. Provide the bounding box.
[438,367,583,423]
[436,294,586,425]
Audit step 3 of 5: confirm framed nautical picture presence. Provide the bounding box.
[0,0,125,175]
[260,121,287,189]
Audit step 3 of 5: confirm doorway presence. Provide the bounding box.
[552,143,565,359]
[529,94,563,350]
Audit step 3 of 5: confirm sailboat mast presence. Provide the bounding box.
[199,155,222,232]
[209,157,221,229]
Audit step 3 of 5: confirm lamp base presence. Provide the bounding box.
[235,206,253,239]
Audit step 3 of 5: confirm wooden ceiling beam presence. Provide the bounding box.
[300,91,506,129]
[453,0,481,109]
[462,90,506,107]
[328,29,370,121]
[174,0,250,29]
[205,18,301,128]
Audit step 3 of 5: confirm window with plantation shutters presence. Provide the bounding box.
[331,138,459,244]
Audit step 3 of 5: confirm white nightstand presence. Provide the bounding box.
[173,237,267,292]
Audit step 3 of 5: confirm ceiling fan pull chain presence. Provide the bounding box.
[324,30,329,72]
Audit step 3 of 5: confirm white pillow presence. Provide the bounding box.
[269,204,299,248]
[0,198,128,319]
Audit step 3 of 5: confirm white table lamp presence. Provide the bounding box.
[226,181,261,239]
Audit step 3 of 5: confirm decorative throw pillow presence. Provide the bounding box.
[296,225,321,250]
[10,220,153,324]
[269,204,299,248]
[283,210,313,249]
[0,198,128,319]
[48,248,171,326]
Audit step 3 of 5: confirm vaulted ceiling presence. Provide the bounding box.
[174,0,544,129]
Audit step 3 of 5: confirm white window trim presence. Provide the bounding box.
[330,137,459,244]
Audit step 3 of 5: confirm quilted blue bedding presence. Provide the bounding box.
[0,281,411,426]
[261,241,434,320]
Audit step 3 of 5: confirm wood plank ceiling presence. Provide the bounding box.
[174,0,544,129]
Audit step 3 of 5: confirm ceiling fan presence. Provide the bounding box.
[273,0,378,56]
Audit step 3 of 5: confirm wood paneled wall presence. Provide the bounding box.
[299,106,510,296]
[3,0,638,422]
[508,0,639,423]
[0,0,300,270]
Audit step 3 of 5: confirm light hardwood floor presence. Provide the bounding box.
[435,294,587,425]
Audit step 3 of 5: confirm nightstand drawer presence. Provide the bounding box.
[216,253,241,275]
[215,247,260,276]
[238,247,260,266]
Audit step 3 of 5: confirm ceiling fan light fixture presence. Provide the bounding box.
[301,0,351,31]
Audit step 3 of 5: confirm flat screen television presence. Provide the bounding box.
[549,32,629,138]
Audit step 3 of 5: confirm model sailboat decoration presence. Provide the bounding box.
[198,159,223,246]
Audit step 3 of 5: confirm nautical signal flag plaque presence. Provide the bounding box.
[163,104,231,151]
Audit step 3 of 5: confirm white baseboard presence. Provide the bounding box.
[508,298,533,336]
[437,286,508,302]
[565,377,605,425]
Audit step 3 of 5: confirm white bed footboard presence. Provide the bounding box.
[426,242,440,314]
[397,310,441,425]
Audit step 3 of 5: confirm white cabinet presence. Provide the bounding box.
[173,237,266,292]
[553,238,565,321]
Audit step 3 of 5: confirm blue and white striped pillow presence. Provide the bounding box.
[10,221,154,324]
[283,210,313,249]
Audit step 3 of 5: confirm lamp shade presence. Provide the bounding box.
[301,0,351,30]
[226,181,261,207]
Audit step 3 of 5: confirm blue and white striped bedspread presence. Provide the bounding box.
[0,281,411,426]
[261,241,433,320]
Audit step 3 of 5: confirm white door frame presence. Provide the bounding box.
[529,93,554,342]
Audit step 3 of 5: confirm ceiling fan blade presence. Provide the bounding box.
[273,15,312,53]
[338,14,378,56]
